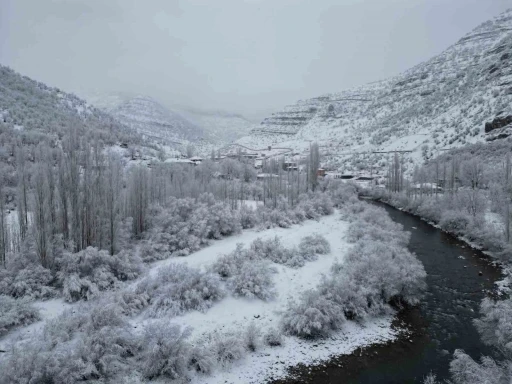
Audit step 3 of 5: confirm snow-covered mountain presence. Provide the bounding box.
[0,65,143,147]
[85,92,256,150]
[176,106,257,144]
[238,9,512,174]
[87,94,205,145]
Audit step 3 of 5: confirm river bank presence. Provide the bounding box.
[271,201,504,383]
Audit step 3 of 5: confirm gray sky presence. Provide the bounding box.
[1,0,510,120]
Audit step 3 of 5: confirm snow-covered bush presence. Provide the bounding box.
[146,195,242,258]
[346,219,410,247]
[210,332,246,367]
[210,243,256,279]
[62,273,100,302]
[282,290,345,339]
[204,202,242,239]
[115,291,151,316]
[136,263,225,317]
[439,210,472,235]
[139,321,191,380]
[0,300,138,384]
[250,237,300,266]
[188,343,216,375]
[57,247,144,302]
[0,263,55,299]
[229,261,276,300]
[474,297,512,354]
[264,327,284,347]
[239,204,259,229]
[449,350,511,384]
[322,180,358,207]
[298,233,331,259]
[342,240,427,307]
[244,323,262,352]
[0,295,40,335]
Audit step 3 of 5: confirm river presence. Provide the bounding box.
[273,202,504,383]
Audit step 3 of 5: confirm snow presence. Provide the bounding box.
[131,212,396,383]
[235,9,512,177]
[0,298,69,351]
[188,316,395,384]
[0,213,397,382]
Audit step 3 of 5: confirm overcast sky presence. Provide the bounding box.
[0,0,510,119]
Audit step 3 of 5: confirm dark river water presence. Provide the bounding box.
[274,202,504,384]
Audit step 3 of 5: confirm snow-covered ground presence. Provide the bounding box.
[0,298,69,351]
[134,212,396,383]
[0,213,397,382]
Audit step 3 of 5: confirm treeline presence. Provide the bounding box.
[370,143,512,260]
[0,132,332,302]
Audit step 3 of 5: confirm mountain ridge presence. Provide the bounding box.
[237,9,512,174]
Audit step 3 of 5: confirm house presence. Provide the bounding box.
[189,156,203,165]
[283,160,298,171]
[254,159,263,169]
[325,172,343,179]
[317,168,326,177]
[354,176,376,189]
[257,173,279,180]
[164,158,194,165]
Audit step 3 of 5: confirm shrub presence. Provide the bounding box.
[439,210,472,235]
[474,297,512,354]
[449,350,510,384]
[187,343,216,375]
[0,295,40,336]
[62,273,100,302]
[281,290,345,339]
[299,233,331,259]
[346,221,410,246]
[57,247,144,302]
[239,204,259,229]
[211,332,246,367]
[136,263,225,318]
[0,263,55,299]
[139,239,171,262]
[210,243,256,279]
[264,327,284,347]
[250,237,299,266]
[115,291,151,316]
[342,240,427,307]
[244,323,262,352]
[139,321,191,380]
[0,300,137,384]
[229,261,276,301]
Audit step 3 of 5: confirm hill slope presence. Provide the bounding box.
[86,92,257,149]
[238,9,512,174]
[176,106,257,144]
[0,65,140,146]
[108,96,205,144]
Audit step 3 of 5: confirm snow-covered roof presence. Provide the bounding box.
[165,158,193,164]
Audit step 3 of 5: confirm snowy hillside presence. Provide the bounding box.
[0,65,139,143]
[238,9,512,174]
[85,92,257,151]
[177,107,257,144]
[108,96,206,144]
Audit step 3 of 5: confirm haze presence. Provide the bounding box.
[1,0,510,120]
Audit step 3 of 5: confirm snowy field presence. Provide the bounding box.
[0,212,397,383]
